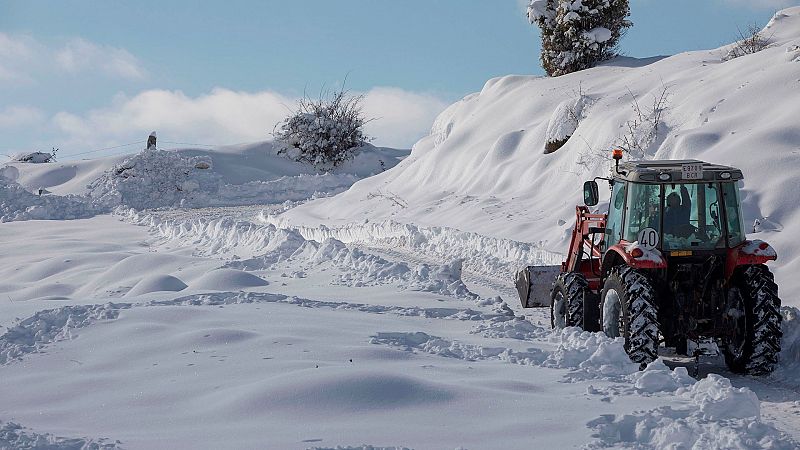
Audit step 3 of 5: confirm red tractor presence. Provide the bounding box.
[516,153,782,375]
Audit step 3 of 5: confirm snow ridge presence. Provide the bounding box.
[264,213,563,283]
[122,209,483,300]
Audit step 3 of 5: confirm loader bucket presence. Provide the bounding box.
[515,265,561,308]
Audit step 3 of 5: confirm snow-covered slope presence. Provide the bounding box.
[273,8,800,301]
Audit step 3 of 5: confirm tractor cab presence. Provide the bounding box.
[591,160,747,255]
[519,154,781,376]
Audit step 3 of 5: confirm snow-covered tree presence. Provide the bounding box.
[528,0,631,77]
[274,88,370,170]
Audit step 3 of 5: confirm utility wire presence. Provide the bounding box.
[60,140,147,160]
[161,141,216,147]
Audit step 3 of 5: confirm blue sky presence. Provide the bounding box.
[0,0,790,157]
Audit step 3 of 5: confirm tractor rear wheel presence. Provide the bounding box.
[722,264,782,375]
[601,266,659,368]
[551,272,588,329]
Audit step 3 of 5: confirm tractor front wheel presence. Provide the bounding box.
[551,272,588,329]
[722,264,782,375]
[601,266,659,368]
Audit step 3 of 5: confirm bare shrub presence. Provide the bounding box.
[725,24,771,61]
[616,86,669,159]
[274,86,372,169]
[576,85,669,171]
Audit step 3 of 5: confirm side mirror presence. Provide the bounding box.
[583,180,599,206]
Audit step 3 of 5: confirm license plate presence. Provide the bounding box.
[682,163,703,180]
[671,250,693,257]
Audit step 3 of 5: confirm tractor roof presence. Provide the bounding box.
[612,159,744,184]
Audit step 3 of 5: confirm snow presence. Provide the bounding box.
[624,241,666,264]
[527,0,551,22]
[583,27,612,44]
[545,95,591,152]
[741,239,778,258]
[10,152,55,164]
[1,6,800,449]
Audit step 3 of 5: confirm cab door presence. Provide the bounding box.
[604,181,627,253]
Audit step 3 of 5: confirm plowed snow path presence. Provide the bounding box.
[0,213,797,449]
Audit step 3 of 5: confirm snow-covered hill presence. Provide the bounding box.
[272,7,800,302]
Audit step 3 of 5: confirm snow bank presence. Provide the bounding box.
[124,209,483,300]
[264,214,562,284]
[0,142,408,222]
[0,176,98,222]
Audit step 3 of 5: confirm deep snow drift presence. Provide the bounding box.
[271,7,800,302]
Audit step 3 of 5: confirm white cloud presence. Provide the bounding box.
[0,32,147,84]
[52,87,450,152]
[361,87,450,148]
[0,33,39,82]
[56,38,147,80]
[0,106,45,128]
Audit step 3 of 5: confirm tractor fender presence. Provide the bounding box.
[725,239,777,280]
[602,242,667,274]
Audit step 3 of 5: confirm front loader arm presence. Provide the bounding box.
[564,206,606,275]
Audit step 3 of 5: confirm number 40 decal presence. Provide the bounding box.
[637,227,659,250]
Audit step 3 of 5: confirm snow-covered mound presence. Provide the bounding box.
[0,176,99,222]
[86,148,223,209]
[0,141,408,219]
[273,7,800,301]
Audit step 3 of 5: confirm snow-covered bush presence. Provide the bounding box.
[528,0,631,76]
[725,24,771,61]
[544,93,592,153]
[11,148,57,164]
[273,88,370,170]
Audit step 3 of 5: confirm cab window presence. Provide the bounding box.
[721,182,746,247]
[623,183,661,243]
[662,183,725,250]
[605,181,626,251]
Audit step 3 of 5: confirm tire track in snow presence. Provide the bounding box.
[0,292,530,366]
